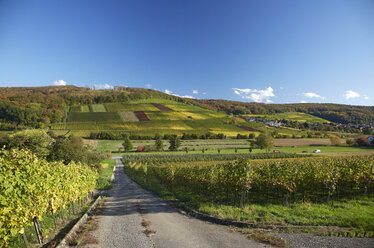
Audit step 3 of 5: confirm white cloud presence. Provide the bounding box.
[303,92,323,98]
[164,89,195,99]
[145,83,152,89]
[202,92,207,95]
[280,86,284,90]
[232,86,275,103]
[300,100,308,103]
[192,90,198,94]
[94,83,113,89]
[53,80,67,86]
[180,95,195,99]
[364,96,369,100]
[343,90,360,100]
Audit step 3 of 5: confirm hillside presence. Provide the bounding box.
[0,86,373,134]
[189,99,374,124]
[0,86,179,129]
[51,98,263,137]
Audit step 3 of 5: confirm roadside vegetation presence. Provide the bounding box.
[96,158,116,190]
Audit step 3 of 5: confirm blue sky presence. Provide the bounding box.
[0,0,373,105]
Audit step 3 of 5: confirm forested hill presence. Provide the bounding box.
[0,86,177,129]
[189,99,374,125]
[0,86,373,130]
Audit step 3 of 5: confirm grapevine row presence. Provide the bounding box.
[0,149,97,247]
[124,155,374,206]
[122,152,311,165]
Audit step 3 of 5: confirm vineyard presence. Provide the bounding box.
[122,152,311,164]
[52,99,265,137]
[0,149,97,247]
[123,154,374,231]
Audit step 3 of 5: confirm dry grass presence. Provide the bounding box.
[68,199,105,246]
[137,201,157,237]
[141,219,151,228]
[119,111,140,122]
[235,228,287,248]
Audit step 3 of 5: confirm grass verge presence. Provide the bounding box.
[95,158,116,190]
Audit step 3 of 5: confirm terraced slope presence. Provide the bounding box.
[53,99,262,137]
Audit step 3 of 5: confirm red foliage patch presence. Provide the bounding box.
[151,103,173,111]
[134,111,150,121]
[236,125,262,132]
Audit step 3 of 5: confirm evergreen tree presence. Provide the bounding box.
[154,133,163,151]
[168,135,181,151]
[122,134,133,152]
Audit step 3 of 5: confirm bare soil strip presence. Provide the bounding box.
[134,111,150,121]
[236,125,262,132]
[151,103,173,111]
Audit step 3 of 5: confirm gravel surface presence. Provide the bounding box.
[83,158,152,248]
[271,232,374,248]
[85,158,267,248]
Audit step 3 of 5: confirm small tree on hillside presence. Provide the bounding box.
[168,135,181,151]
[255,131,274,152]
[122,134,133,152]
[154,133,163,151]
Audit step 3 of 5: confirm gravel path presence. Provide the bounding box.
[83,158,152,248]
[271,232,374,248]
[85,158,267,248]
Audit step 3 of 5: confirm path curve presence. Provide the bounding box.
[86,158,268,248]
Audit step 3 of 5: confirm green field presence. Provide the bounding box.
[105,102,159,111]
[90,104,107,112]
[68,112,122,123]
[244,112,330,124]
[95,139,374,156]
[81,105,90,112]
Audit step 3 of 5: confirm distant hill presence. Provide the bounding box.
[0,86,373,133]
[189,99,374,125]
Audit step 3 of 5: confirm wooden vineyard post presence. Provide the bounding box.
[326,168,337,206]
[51,209,57,230]
[363,163,374,200]
[240,166,249,208]
[33,217,42,244]
[285,167,296,207]
[72,201,75,215]
[19,227,30,248]
[60,209,64,222]
[170,167,174,191]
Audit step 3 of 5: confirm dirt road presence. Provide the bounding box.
[85,158,267,248]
